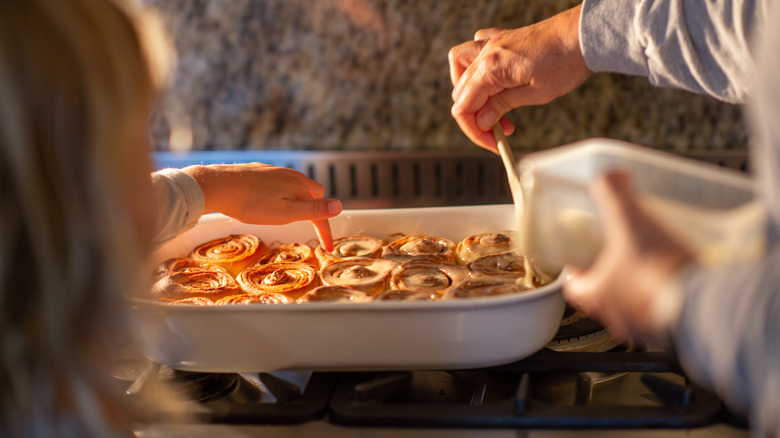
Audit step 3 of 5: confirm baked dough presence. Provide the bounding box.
[257,242,317,267]
[237,262,318,299]
[315,235,384,266]
[382,234,456,264]
[161,296,215,305]
[455,231,522,265]
[190,234,265,277]
[389,259,468,295]
[468,251,527,279]
[152,257,229,281]
[151,270,241,302]
[215,293,292,305]
[297,285,369,303]
[319,258,396,294]
[442,277,529,300]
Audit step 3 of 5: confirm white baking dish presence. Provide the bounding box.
[128,205,566,372]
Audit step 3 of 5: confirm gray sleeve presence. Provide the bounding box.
[579,0,767,103]
[673,259,780,434]
[151,168,205,245]
[665,2,780,435]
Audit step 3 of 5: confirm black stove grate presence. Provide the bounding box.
[328,349,724,429]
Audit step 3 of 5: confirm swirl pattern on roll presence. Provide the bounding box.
[468,252,528,279]
[152,270,241,301]
[382,234,456,264]
[257,242,317,267]
[215,293,292,305]
[319,258,396,294]
[190,234,265,277]
[455,231,522,265]
[315,235,384,266]
[237,262,318,299]
[442,278,530,300]
[152,257,229,281]
[389,259,467,295]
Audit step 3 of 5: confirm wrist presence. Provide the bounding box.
[181,164,222,214]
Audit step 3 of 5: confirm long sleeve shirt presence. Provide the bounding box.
[580,0,778,435]
[151,168,205,245]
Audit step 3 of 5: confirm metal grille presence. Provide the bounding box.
[153,149,750,209]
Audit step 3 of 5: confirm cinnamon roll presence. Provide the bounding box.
[297,285,369,303]
[441,278,529,300]
[389,259,468,295]
[190,234,266,277]
[257,242,317,267]
[315,235,384,266]
[161,296,215,305]
[455,231,522,265]
[468,251,527,279]
[152,257,229,281]
[236,262,318,299]
[151,270,241,302]
[382,234,457,264]
[215,293,292,305]
[319,258,396,294]
[372,289,438,302]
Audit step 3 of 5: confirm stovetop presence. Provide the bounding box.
[122,349,750,435]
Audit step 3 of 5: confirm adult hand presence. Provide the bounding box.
[183,163,343,251]
[449,5,591,151]
[563,171,693,344]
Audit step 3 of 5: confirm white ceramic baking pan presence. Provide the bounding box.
[128,205,566,372]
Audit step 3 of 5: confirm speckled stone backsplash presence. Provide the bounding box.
[143,0,748,152]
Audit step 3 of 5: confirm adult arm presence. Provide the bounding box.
[449,0,767,151]
[581,0,765,104]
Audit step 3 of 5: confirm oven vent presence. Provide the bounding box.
[153,149,749,209]
[153,150,514,209]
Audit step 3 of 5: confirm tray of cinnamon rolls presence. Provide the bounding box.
[128,205,566,372]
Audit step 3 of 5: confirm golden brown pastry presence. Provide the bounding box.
[256,242,317,267]
[297,285,369,303]
[152,257,229,281]
[372,289,438,302]
[441,277,530,300]
[315,235,384,266]
[161,296,215,305]
[214,293,292,305]
[389,259,468,295]
[319,258,396,294]
[455,231,522,265]
[190,234,266,277]
[382,234,457,264]
[151,270,241,302]
[468,251,528,279]
[236,262,318,299]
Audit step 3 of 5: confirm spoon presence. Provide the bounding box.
[492,124,523,221]
[493,124,540,288]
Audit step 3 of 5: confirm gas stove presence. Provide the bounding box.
[124,308,750,437]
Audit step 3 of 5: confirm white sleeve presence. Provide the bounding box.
[579,0,767,103]
[151,168,205,245]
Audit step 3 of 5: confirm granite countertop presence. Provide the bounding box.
[142,0,748,153]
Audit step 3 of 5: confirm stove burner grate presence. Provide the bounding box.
[122,363,339,424]
[328,350,724,429]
